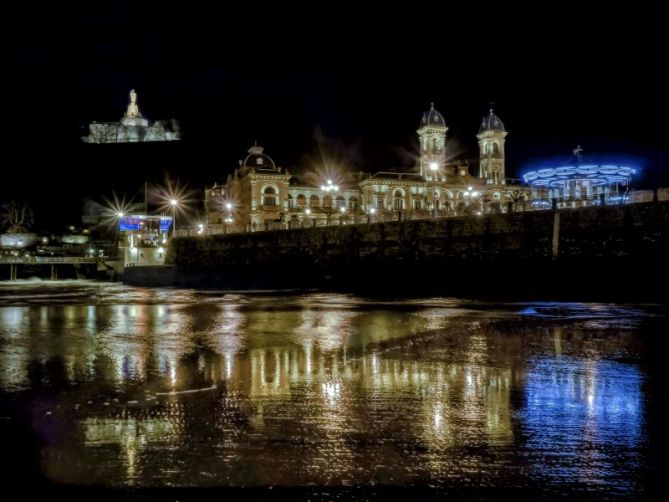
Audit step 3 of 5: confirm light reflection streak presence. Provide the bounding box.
[0,292,650,492]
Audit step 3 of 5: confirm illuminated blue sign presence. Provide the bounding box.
[118,215,172,233]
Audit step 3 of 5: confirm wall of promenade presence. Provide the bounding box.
[150,201,669,299]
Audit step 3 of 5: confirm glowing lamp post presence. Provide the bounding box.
[339,206,346,225]
[429,162,440,217]
[115,211,125,258]
[320,179,339,225]
[367,206,376,224]
[170,198,178,238]
[464,187,481,214]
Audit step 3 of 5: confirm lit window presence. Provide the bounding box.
[257,157,264,165]
[263,186,277,206]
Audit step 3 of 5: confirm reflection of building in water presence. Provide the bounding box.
[83,417,179,484]
[1,300,647,487]
[521,356,643,485]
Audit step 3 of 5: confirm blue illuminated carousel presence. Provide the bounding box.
[522,147,636,208]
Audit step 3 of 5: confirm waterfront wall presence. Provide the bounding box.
[159,201,669,298]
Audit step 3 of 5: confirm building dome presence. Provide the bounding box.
[420,103,446,128]
[242,144,277,170]
[479,108,505,132]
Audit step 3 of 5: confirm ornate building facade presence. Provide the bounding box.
[204,105,528,233]
[82,90,180,144]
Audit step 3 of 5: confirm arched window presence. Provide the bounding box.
[393,189,404,210]
[492,143,499,155]
[262,186,277,206]
[297,194,307,208]
[287,194,294,208]
[336,195,345,208]
[323,194,333,208]
[348,196,358,209]
[310,194,320,208]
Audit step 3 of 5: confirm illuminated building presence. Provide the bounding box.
[522,147,637,208]
[82,89,180,143]
[118,214,172,266]
[477,108,508,184]
[205,105,529,231]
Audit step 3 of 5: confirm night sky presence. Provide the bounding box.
[7,5,666,230]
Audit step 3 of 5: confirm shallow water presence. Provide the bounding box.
[0,281,661,497]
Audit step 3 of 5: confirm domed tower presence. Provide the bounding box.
[417,103,448,179]
[477,107,507,184]
[241,143,278,172]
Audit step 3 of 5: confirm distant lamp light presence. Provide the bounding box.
[170,199,178,207]
[305,208,311,215]
[429,162,439,172]
[369,207,376,214]
[225,203,232,210]
[340,206,346,213]
[320,179,339,192]
[117,211,124,218]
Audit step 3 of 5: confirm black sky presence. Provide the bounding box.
[6,5,667,230]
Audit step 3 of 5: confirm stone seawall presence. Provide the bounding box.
[157,202,669,299]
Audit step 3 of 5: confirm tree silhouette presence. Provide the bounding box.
[2,201,34,232]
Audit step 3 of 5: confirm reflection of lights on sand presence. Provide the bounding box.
[322,381,341,407]
[433,402,443,429]
[224,351,234,379]
[0,307,25,335]
[305,342,313,376]
[275,352,283,388]
[169,359,177,387]
[371,352,379,375]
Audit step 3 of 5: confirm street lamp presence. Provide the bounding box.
[464,187,481,214]
[170,198,178,238]
[367,206,376,224]
[320,179,339,225]
[304,207,312,228]
[429,162,440,217]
